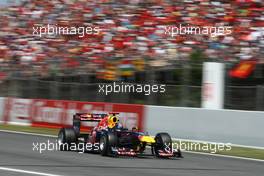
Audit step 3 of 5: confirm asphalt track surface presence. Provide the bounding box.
[0,131,263,176]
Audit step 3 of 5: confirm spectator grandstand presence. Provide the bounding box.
[0,0,263,110]
[0,0,263,80]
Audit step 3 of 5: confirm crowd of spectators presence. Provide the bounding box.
[0,0,263,80]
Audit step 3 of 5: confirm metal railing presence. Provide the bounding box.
[0,78,263,110]
[0,78,201,107]
[225,85,264,111]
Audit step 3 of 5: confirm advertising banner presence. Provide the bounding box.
[5,98,32,126]
[3,98,145,131]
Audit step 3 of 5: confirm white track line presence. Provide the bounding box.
[0,129,263,162]
[0,129,56,138]
[184,150,264,162]
[172,137,264,150]
[0,167,63,176]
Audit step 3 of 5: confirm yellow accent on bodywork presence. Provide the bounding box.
[139,136,155,143]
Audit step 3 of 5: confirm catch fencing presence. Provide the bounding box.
[0,78,263,110]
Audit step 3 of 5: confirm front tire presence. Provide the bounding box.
[154,133,172,157]
[99,133,117,156]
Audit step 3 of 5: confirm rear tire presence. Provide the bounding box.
[73,118,80,137]
[154,133,172,157]
[99,135,108,156]
[58,128,77,151]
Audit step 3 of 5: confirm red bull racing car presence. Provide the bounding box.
[58,112,182,158]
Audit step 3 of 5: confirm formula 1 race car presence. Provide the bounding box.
[58,112,182,158]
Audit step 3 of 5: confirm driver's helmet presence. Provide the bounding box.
[107,114,119,129]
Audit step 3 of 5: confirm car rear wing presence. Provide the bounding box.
[73,113,108,122]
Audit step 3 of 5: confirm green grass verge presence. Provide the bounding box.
[0,124,263,160]
[173,140,264,160]
[217,146,264,160]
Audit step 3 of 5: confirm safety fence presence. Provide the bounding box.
[0,78,263,110]
[0,78,201,107]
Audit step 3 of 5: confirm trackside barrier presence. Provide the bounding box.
[145,106,264,148]
[0,97,5,123]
